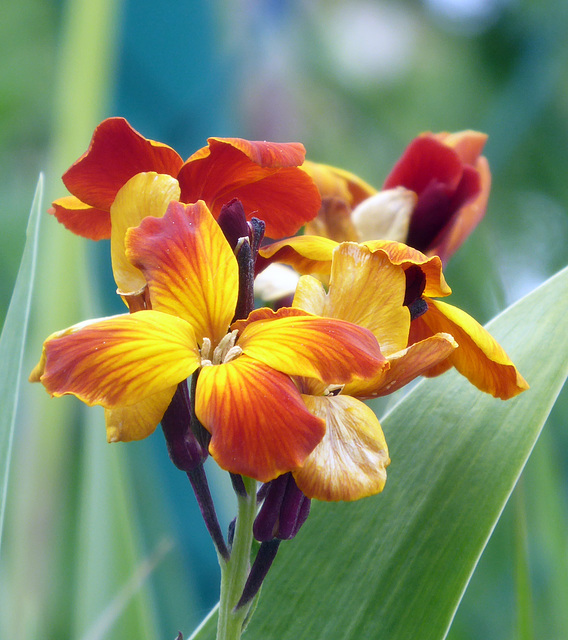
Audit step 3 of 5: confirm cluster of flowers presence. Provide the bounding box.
[30,118,527,564]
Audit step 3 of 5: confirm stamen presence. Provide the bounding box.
[324,384,344,397]
[201,337,212,361]
[223,345,243,363]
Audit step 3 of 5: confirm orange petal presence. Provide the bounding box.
[49,196,111,240]
[238,310,387,384]
[363,239,451,298]
[344,332,458,398]
[411,299,529,399]
[126,200,238,347]
[195,357,325,482]
[63,117,183,211]
[432,130,488,166]
[258,235,338,277]
[178,138,321,238]
[110,172,181,295]
[294,394,390,501]
[301,160,377,207]
[39,311,200,407]
[105,386,176,442]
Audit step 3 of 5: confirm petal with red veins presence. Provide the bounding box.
[49,196,111,240]
[63,117,183,211]
[178,138,321,238]
[195,357,325,482]
[39,311,200,407]
[110,172,181,295]
[294,394,390,501]
[105,386,176,442]
[126,200,238,347]
[238,313,387,384]
[411,299,529,399]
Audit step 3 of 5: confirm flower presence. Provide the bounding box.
[31,200,387,483]
[287,243,459,501]
[302,130,490,263]
[259,235,528,402]
[50,117,321,241]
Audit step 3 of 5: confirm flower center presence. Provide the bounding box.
[200,330,243,366]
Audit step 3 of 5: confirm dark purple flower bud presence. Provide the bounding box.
[253,473,311,542]
[161,380,208,472]
[218,198,249,250]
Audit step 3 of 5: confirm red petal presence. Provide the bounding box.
[178,138,321,238]
[49,197,111,240]
[63,117,184,211]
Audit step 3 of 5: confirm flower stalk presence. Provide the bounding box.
[216,476,258,640]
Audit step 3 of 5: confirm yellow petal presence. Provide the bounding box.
[39,311,200,407]
[301,160,377,207]
[259,235,338,278]
[110,172,181,295]
[294,394,390,501]
[238,311,387,384]
[127,200,238,347]
[415,299,529,399]
[105,386,176,442]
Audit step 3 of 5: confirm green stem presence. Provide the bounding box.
[216,476,257,640]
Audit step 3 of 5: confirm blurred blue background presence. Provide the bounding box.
[1,0,567,638]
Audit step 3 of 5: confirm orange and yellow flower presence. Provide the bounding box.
[259,235,528,403]
[31,200,386,483]
[302,130,490,263]
[50,117,321,242]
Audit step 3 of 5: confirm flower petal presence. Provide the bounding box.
[105,386,176,442]
[195,357,326,482]
[301,160,377,207]
[433,130,488,166]
[293,394,390,501]
[410,299,529,399]
[49,196,111,240]
[110,172,181,295]
[344,332,458,398]
[178,138,321,238]
[351,187,417,243]
[238,309,387,384]
[39,311,200,407]
[327,243,410,355]
[126,200,238,347]
[429,156,491,263]
[363,240,451,298]
[63,117,183,211]
[258,235,337,277]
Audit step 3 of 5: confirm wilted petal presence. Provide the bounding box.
[195,357,326,482]
[254,263,301,302]
[238,309,387,384]
[178,138,321,238]
[110,172,181,295]
[105,387,176,442]
[127,200,238,347]
[294,394,390,501]
[39,311,200,407]
[49,196,111,240]
[411,299,529,399]
[63,117,183,211]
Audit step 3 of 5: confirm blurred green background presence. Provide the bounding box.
[1,0,567,638]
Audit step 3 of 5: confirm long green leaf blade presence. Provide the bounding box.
[0,175,43,551]
[191,265,568,640]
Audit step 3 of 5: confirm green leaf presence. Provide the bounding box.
[191,265,568,640]
[0,175,43,552]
